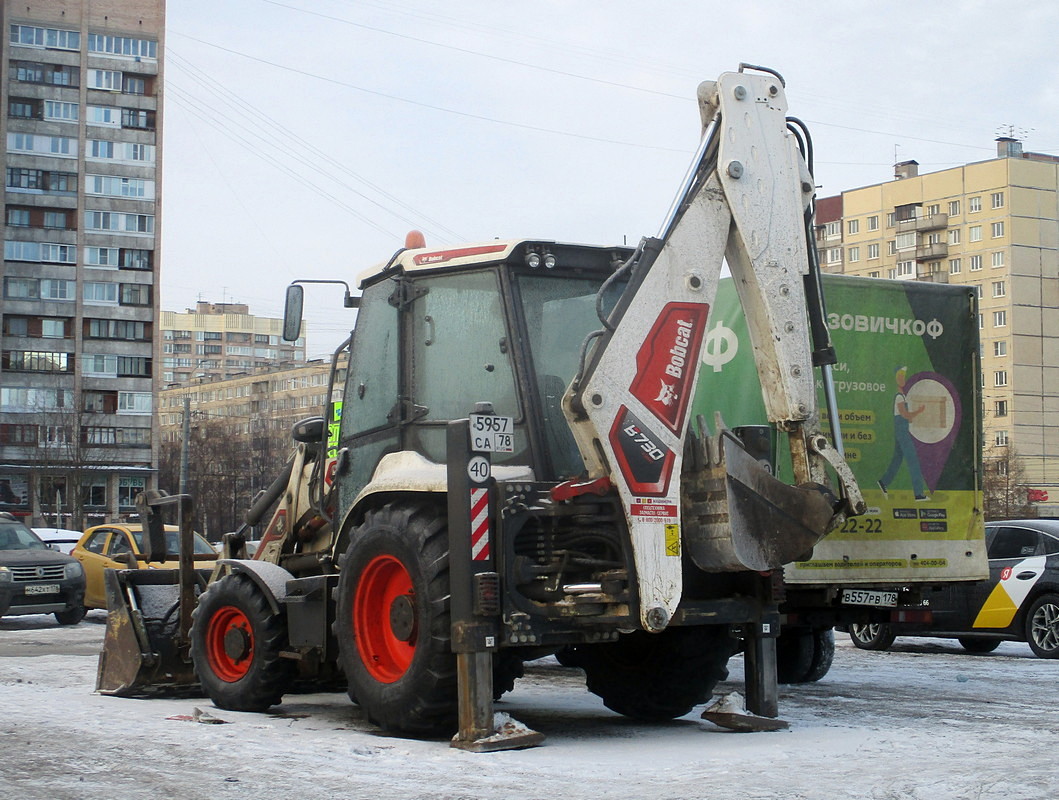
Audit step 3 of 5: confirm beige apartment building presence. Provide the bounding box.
[816,139,1059,511]
[160,301,306,385]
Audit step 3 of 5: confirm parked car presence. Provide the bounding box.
[848,519,1059,658]
[71,523,218,609]
[32,528,84,555]
[0,513,87,625]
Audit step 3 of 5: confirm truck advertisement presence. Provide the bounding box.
[691,275,987,584]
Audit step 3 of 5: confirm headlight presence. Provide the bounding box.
[0,566,9,582]
[65,561,83,579]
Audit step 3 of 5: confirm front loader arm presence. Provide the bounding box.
[564,67,864,632]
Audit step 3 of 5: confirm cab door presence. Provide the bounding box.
[74,528,114,609]
[968,526,1046,632]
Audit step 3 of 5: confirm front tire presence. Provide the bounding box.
[575,626,736,721]
[336,502,457,737]
[54,604,86,626]
[190,573,294,711]
[1025,593,1059,659]
[848,622,896,651]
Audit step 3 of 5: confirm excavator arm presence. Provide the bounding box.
[564,66,865,631]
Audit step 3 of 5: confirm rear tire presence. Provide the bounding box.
[777,628,835,683]
[336,502,457,737]
[957,636,1000,654]
[576,626,736,721]
[190,573,294,711]
[1025,593,1059,659]
[54,604,86,626]
[848,622,896,651]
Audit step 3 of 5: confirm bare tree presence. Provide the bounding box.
[981,444,1036,521]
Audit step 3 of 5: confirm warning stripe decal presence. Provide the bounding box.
[470,488,490,561]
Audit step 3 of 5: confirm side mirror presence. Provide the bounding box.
[283,284,304,342]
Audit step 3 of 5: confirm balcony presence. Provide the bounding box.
[896,213,948,233]
[915,242,948,261]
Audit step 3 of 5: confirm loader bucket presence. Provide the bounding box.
[96,568,200,696]
[682,428,836,572]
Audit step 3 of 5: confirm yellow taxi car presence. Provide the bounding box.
[72,523,218,609]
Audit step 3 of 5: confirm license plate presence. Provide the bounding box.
[25,583,60,595]
[841,589,898,607]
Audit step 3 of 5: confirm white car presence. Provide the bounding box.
[32,528,84,555]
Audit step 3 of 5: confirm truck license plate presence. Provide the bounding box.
[25,584,60,595]
[841,589,897,607]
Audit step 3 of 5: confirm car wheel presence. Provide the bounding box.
[848,622,896,651]
[957,636,1000,654]
[777,628,836,683]
[54,604,86,626]
[190,573,295,711]
[335,501,457,738]
[1025,593,1059,659]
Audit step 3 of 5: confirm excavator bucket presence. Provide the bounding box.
[96,568,198,695]
[96,491,202,697]
[682,422,836,572]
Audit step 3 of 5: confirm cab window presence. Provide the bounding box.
[83,531,109,554]
[988,527,1041,559]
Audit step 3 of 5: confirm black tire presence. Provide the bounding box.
[777,628,835,684]
[335,502,457,738]
[54,604,86,626]
[190,573,294,711]
[848,622,896,651]
[957,636,1001,654]
[1024,593,1059,659]
[577,626,736,721]
[492,650,524,700]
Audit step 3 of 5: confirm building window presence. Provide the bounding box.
[991,191,1005,209]
[895,232,916,250]
[994,340,1007,357]
[896,260,914,277]
[949,258,962,274]
[87,34,157,60]
[887,241,897,255]
[867,243,879,260]
[995,400,1008,417]
[926,204,940,216]
[847,219,859,235]
[970,255,983,271]
[992,221,1005,238]
[10,24,81,50]
[87,69,122,91]
[824,221,840,238]
[117,392,152,415]
[6,208,30,227]
[43,100,78,122]
[83,282,119,305]
[886,212,895,227]
[969,196,982,213]
[848,246,860,263]
[948,200,961,216]
[867,215,879,231]
[86,105,121,127]
[40,279,75,300]
[118,477,147,506]
[887,268,896,280]
[992,251,1005,268]
[992,281,1006,298]
[993,310,1007,327]
[995,430,1008,446]
[969,225,982,242]
[827,247,841,264]
[948,228,961,245]
[120,283,152,306]
[85,175,154,199]
[994,370,1008,387]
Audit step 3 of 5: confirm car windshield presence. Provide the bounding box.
[0,520,49,551]
[130,530,215,555]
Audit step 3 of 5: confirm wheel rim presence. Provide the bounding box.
[854,623,880,643]
[1030,601,1059,653]
[205,605,255,682]
[354,554,416,683]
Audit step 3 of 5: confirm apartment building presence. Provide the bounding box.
[0,1,163,525]
[816,139,1059,510]
[160,301,306,385]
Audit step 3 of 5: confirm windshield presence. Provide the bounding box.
[130,530,215,555]
[0,520,49,551]
[516,273,626,479]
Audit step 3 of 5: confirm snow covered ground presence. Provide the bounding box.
[2,610,1057,800]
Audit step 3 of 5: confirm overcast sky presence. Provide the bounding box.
[161,0,1059,358]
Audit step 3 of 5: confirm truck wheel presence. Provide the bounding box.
[848,622,896,651]
[336,502,457,737]
[1025,593,1059,658]
[577,626,735,721]
[190,573,294,711]
[54,604,86,626]
[957,636,1000,654]
[777,628,835,683]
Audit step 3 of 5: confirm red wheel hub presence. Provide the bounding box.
[354,554,417,683]
[205,605,254,682]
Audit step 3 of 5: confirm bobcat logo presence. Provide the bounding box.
[655,380,678,407]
